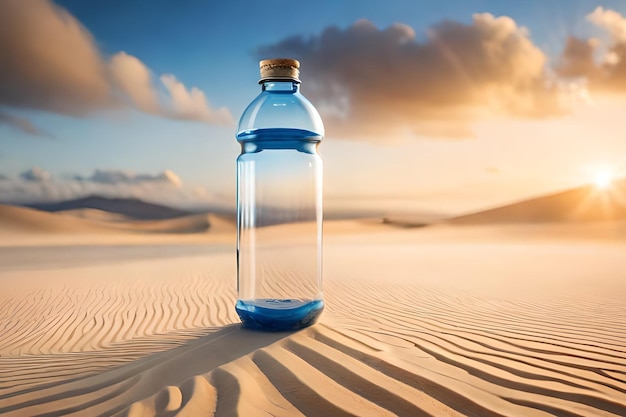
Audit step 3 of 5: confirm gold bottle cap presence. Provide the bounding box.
[259,58,300,82]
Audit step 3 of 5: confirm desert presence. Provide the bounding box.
[1,188,625,416]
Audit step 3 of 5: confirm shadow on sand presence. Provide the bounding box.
[107,324,299,415]
[0,324,298,417]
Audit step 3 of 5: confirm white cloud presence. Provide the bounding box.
[558,8,626,93]
[84,169,182,187]
[0,0,233,131]
[259,15,561,140]
[20,167,51,182]
[0,168,221,208]
[160,74,233,124]
[0,0,112,115]
[588,7,626,43]
[109,52,160,114]
[110,53,233,124]
[156,170,183,187]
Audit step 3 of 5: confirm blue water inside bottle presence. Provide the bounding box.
[235,299,324,331]
[237,127,321,153]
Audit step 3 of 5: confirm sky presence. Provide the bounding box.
[2,0,626,215]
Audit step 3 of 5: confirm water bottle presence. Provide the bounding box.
[235,58,324,331]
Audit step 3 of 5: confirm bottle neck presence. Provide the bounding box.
[261,80,300,93]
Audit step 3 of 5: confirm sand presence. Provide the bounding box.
[1,206,626,416]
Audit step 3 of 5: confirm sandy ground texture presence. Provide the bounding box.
[1,205,626,416]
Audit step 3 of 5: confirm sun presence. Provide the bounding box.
[592,168,614,189]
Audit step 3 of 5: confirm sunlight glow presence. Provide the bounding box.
[593,168,614,189]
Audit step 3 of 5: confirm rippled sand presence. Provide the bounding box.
[1,222,625,416]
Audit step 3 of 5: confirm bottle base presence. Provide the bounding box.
[235,299,324,331]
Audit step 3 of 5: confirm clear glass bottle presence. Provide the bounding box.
[235,58,324,331]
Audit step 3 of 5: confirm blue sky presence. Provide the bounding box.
[2,0,626,214]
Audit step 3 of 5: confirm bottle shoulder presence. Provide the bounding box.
[237,90,324,136]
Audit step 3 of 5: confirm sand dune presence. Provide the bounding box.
[59,213,236,234]
[0,204,116,234]
[371,181,626,229]
[0,204,236,238]
[113,214,236,234]
[1,226,625,416]
[58,208,134,222]
[58,207,237,234]
[450,181,626,225]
